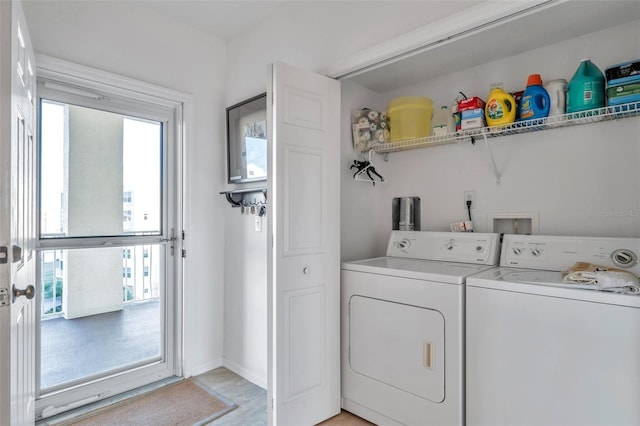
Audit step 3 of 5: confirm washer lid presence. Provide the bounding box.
[341,257,498,284]
[467,267,640,308]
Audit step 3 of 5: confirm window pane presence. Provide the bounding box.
[40,245,163,389]
[40,100,162,238]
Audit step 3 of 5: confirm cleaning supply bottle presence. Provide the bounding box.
[431,105,455,136]
[518,74,550,120]
[485,83,516,126]
[567,58,605,113]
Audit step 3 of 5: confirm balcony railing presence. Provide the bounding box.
[41,245,160,318]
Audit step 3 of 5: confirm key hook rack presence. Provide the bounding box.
[220,187,267,208]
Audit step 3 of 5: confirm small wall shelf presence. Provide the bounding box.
[371,101,640,154]
[220,187,267,208]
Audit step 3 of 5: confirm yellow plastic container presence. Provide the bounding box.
[388,96,433,142]
[485,83,516,126]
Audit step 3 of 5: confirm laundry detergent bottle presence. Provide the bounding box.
[485,83,516,126]
[567,58,605,113]
[518,74,550,120]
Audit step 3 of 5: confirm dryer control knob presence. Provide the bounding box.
[512,248,522,255]
[531,248,542,256]
[476,245,484,252]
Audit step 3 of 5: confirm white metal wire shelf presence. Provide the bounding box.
[371,101,640,154]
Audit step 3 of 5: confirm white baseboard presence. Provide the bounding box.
[222,358,267,389]
[186,358,223,378]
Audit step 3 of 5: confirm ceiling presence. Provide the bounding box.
[108,0,478,41]
[133,0,287,40]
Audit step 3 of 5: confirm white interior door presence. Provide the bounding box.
[0,0,37,425]
[267,62,341,425]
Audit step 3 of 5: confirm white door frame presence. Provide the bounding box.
[32,55,190,420]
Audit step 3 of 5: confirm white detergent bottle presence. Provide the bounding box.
[431,105,455,136]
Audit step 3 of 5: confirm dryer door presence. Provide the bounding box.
[349,295,445,402]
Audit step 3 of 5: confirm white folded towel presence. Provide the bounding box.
[595,270,640,294]
[563,270,640,294]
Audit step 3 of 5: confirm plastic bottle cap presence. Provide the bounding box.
[526,74,543,86]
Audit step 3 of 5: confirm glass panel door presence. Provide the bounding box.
[36,84,180,418]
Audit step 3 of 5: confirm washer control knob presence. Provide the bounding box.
[476,245,484,252]
[611,249,637,268]
[512,248,522,255]
[445,242,454,251]
[397,239,411,250]
[531,248,542,257]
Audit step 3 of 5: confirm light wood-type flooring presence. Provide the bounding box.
[200,367,373,425]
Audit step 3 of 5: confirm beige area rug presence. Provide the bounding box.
[69,378,237,426]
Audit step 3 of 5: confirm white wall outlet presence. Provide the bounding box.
[254,216,262,232]
[464,191,476,209]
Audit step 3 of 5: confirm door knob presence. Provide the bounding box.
[12,284,35,303]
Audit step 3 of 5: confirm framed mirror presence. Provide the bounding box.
[226,93,267,184]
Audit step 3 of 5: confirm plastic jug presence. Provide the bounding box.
[431,105,455,136]
[485,83,516,126]
[518,74,550,120]
[544,79,568,118]
[567,58,605,113]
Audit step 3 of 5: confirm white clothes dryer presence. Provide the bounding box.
[466,234,640,426]
[341,231,501,426]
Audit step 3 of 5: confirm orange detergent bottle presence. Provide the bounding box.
[485,83,516,126]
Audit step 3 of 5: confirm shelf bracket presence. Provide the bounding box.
[481,130,501,185]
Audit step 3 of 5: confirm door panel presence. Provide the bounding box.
[283,146,324,255]
[268,62,341,425]
[283,286,325,402]
[1,0,37,424]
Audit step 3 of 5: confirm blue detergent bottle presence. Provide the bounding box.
[518,74,550,120]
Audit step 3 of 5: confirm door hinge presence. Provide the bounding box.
[0,288,9,306]
[0,246,7,264]
[182,230,185,240]
[181,249,186,258]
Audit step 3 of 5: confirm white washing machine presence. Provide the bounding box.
[341,231,501,426]
[466,234,640,426]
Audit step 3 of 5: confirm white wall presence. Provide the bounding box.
[23,1,228,377]
[372,20,640,238]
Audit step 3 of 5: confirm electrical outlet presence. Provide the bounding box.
[464,191,476,209]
